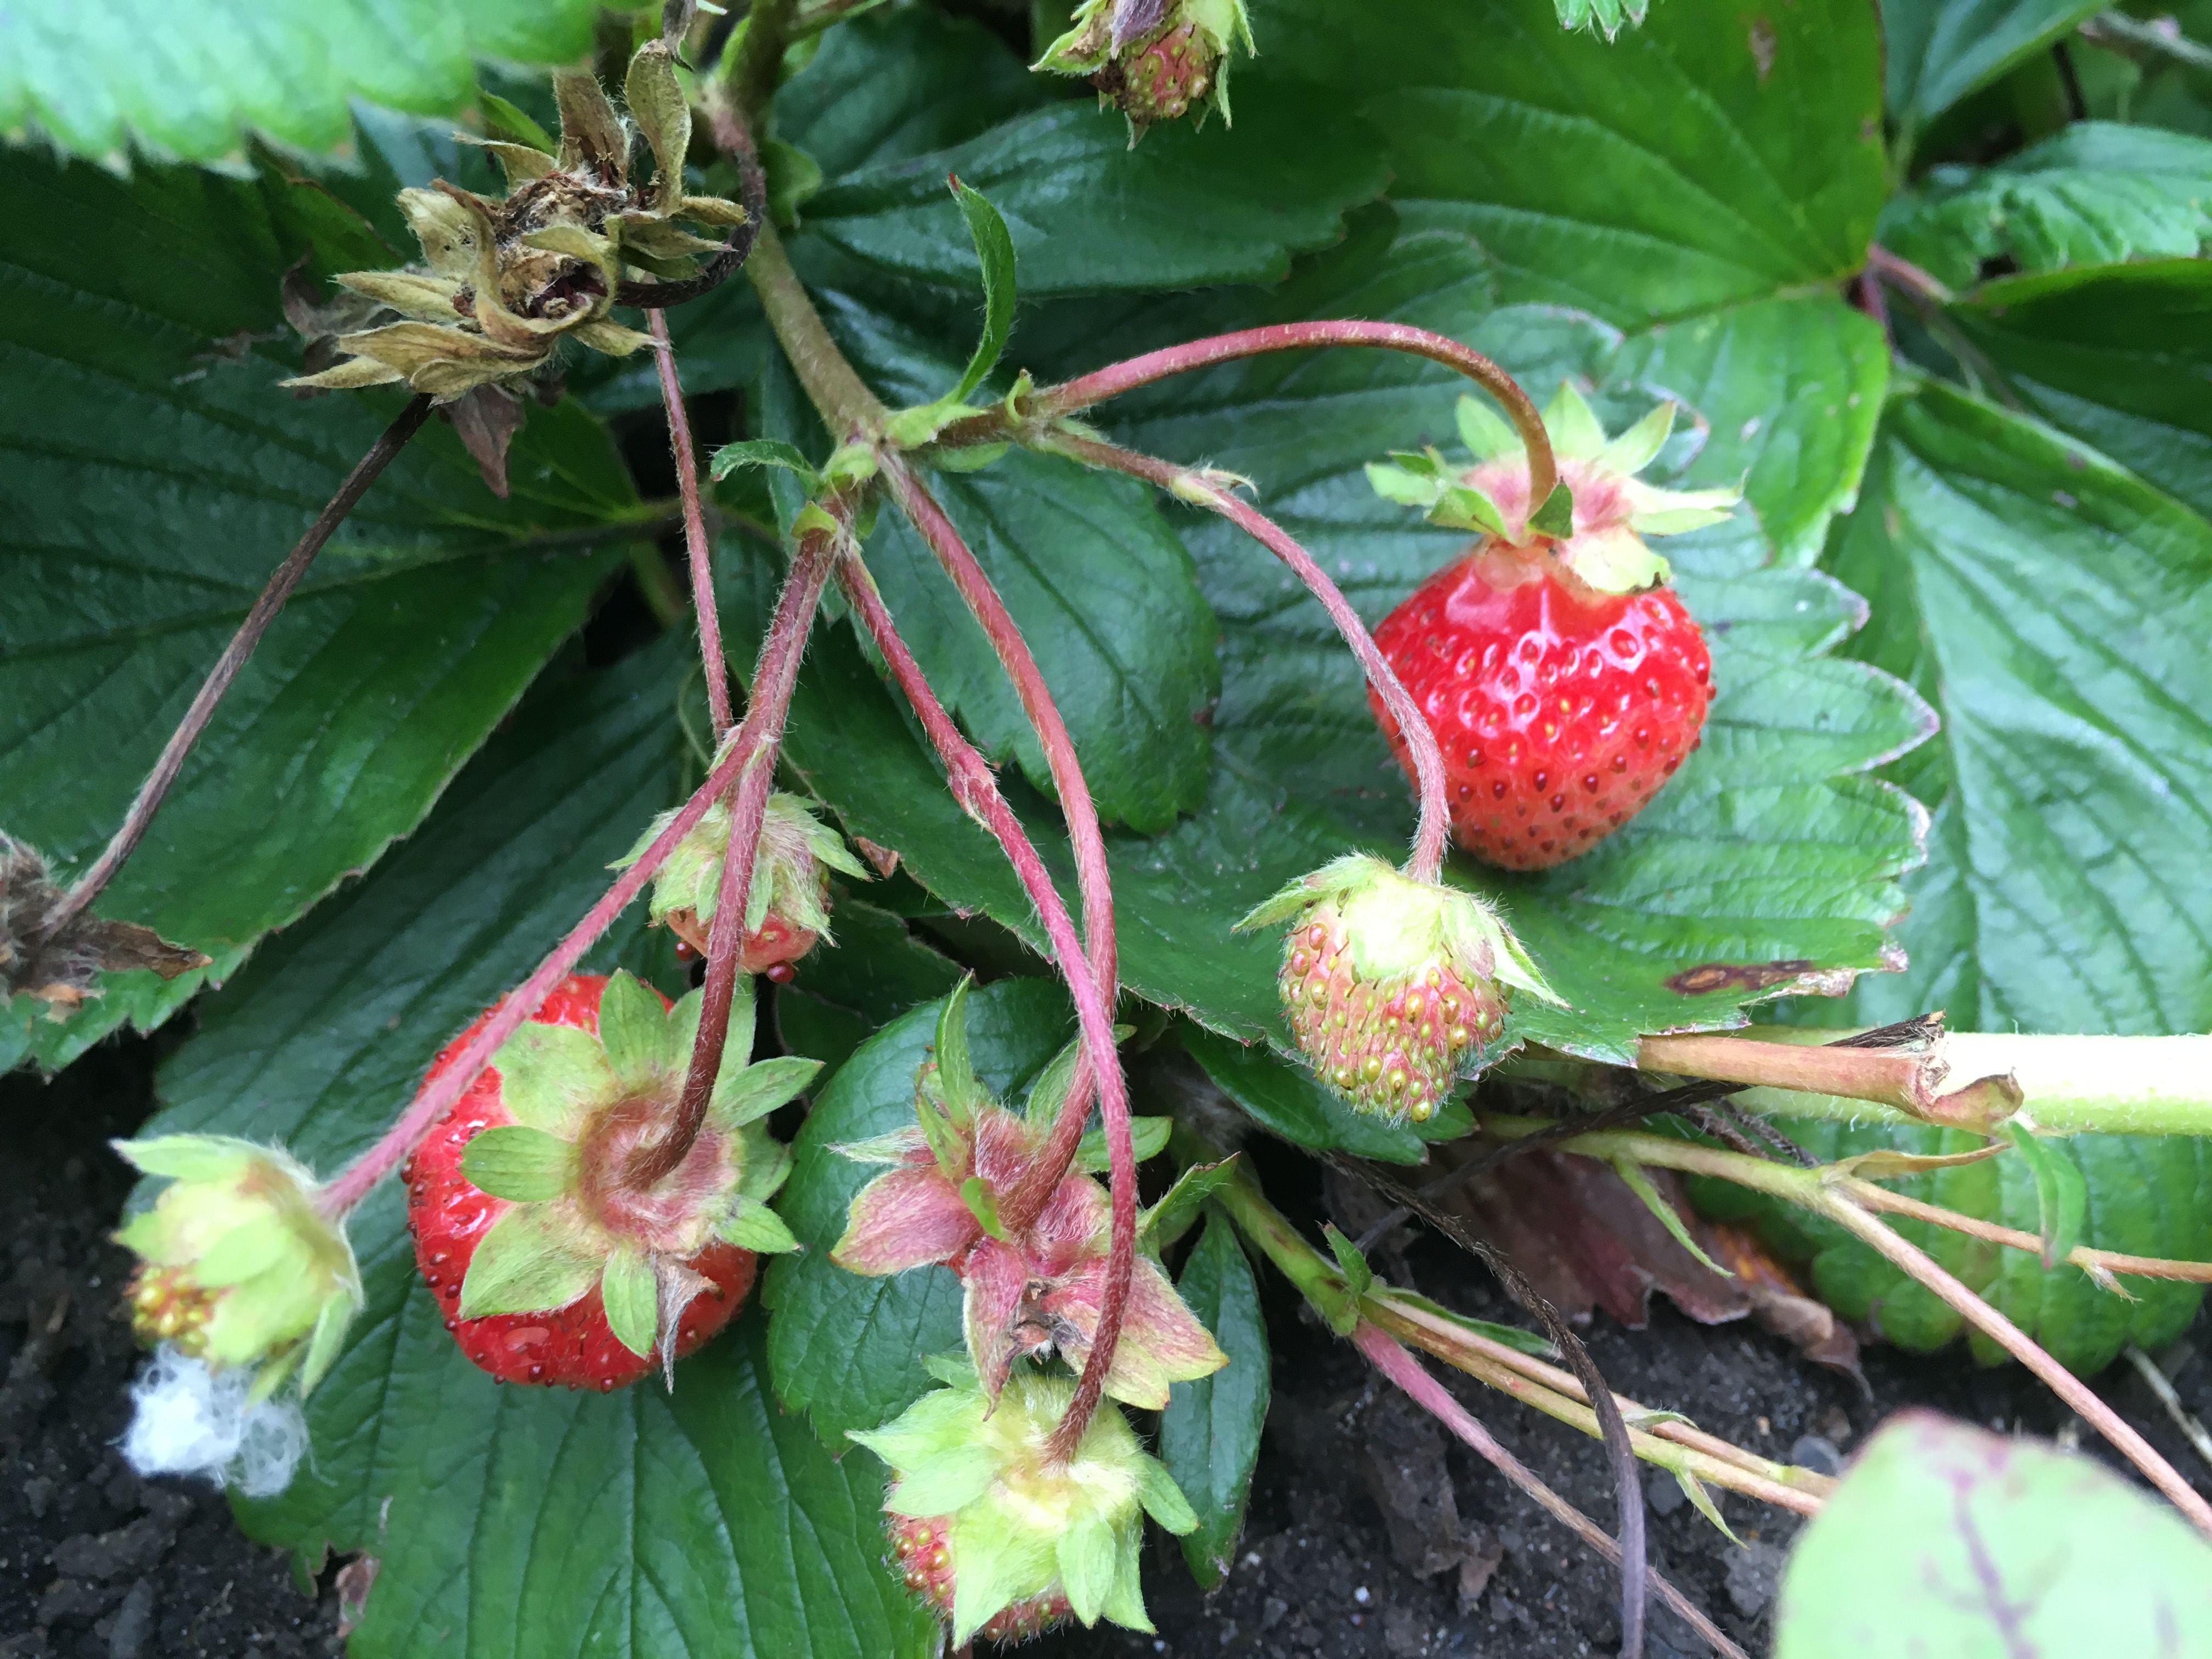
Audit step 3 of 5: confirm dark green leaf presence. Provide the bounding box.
[1158,1215,1270,1590]
[1259,0,1885,326]
[0,0,601,165]
[803,80,1389,297]
[764,980,1074,1446]
[1184,1027,1472,1164]
[1141,1157,1242,1252]
[1883,0,2106,134]
[0,150,638,1068]
[856,451,1220,832]
[1775,1413,2212,1656]
[1950,259,2212,519]
[771,897,964,1086]
[1882,124,2212,291]
[140,645,923,1652]
[946,179,1017,404]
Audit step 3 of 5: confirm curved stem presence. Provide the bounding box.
[648,309,732,739]
[629,524,840,1188]
[1045,433,1452,884]
[837,555,1135,1462]
[315,522,835,1218]
[878,455,1119,1228]
[1031,321,1557,509]
[1356,1324,1747,1659]
[744,222,884,437]
[49,393,434,938]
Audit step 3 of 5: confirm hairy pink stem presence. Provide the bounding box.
[1031,321,1558,509]
[316,524,837,1219]
[1356,1323,1733,1659]
[631,528,839,1187]
[877,454,1118,1228]
[1048,434,1453,884]
[50,394,435,939]
[648,309,733,738]
[837,556,1135,1462]
[1818,1193,2212,1536]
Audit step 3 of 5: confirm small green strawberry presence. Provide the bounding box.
[1036,0,1256,138]
[1238,855,1560,1122]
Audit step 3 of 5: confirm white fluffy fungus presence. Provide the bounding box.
[120,1346,307,1498]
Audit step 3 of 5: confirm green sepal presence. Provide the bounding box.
[1364,450,1448,507]
[1454,394,1521,461]
[244,1342,305,1409]
[1429,482,1509,536]
[600,1248,659,1359]
[922,1349,977,1387]
[1611,1159,1732,1278]
[1059,1511,1119,1626]
[668,978,758,1105]
[1677,1470,1745,1546]
[1137,1157,1240,1254]
[596,969,674,1091]
[1528,481,1577,539]
[709,1054,821,1130]
[191,1211,297,1286]
[1023,1025,1136,1125]
[821,441,880,488]
[934,977,985,1127]
[2006,1122,2089,1268]
[487,1021,620,1135]
[460,1125,578,1203]
[1136,1457,1199,1534]
[455,1205,602,1319]
[1600,400,1676,473]
[791,500,841,539]
[1543,381,1609,460]
[1074,1115,1172,1173]
[1323,1223,1373,1303]
[112,1133,259,1183]
[890,1444,998,1516]
[709,438,821,491]
[915,1074,968,1181]
[717,1194,801,1253]
[478,90,557,153]
[960,1176,1007,1241]
[735,1122,793,1204]
[946,176,1017,405]
[935,441,1010,472]
[1101,1514,1151,1630]
[296,1288,356,1397]
[828,1127,922,1165]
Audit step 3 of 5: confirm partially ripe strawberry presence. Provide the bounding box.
[407,970,812,1391]
[1035,0,1255,138]
[1238,855,1559,1122]
[853,1359,1198,1645]
[1365,385,1740,870]
[613,792,868,980]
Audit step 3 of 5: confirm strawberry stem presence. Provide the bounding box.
[647,308,733,739]
[316,519,842,1219]
[44,393,434,944]
[1024,321,1559,510]
[1042,433,1454,885]
[878,455,1120,1232]
[836,554,1137,1464]
[1354,1323,1746,1659]
[1634,1029,2022,1129]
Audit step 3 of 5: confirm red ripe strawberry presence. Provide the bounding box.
[1365,385,1740,871]
[405,970,811,1391]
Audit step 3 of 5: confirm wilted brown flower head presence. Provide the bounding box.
[285,43,749,402]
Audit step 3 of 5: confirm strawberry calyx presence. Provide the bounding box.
[450,969,808,1374]
[1036,0,1257,137]
[614,791,868,978]
[853,1357,1199,1645]
[1365,382,1742,596]
[1237,855,1561,1121]
[829,982,1222,1409]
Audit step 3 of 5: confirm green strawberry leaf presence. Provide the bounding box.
[2004,1124,2089,1268]
[1883,0,2107,137]
[763,979,1075,1448]
[458,1125,578,1203]
[1947,259,2212,520]
[1073,1116,1174,1173]
[1159,1212,1271,1590]
[1880,125,2212,291]
[1183,1026,1474,1164]
[0,0,602,166]
[1774,1413,2212,1656]
[719,1194,802,1255]
[140,641,928,1655]
[0,148,640,1071]
[1139,1158,1243,1253]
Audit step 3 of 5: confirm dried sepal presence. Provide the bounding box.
[1,835,210,1018]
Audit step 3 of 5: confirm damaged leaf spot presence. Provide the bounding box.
[1665,959,1818,995]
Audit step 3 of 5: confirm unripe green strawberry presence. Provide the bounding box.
[852,1360,1197,1645]
[1237,855,1559,1122]
[614,792,868,981]
[1036,0,1255,138]
[1365,385,1741,870]
[112,1135,362,1402]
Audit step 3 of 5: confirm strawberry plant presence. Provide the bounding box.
[6,0,2212,1653]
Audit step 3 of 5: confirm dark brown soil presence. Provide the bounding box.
[8,1033,2210,1659]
